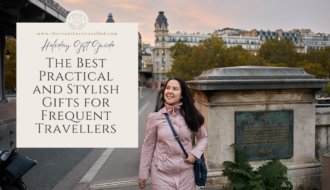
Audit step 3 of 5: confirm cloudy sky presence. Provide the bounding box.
[56,0,330,45]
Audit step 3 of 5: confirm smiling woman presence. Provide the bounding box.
[164,80,183,106]
[138,77,207,190]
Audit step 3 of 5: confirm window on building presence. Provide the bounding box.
[156,74,159,79]
[156,37,159,41]
[162,43,165,47]
[162,57,165,63]
[162,36,165,41]
[162,74,165,80]
[157,57,159,63]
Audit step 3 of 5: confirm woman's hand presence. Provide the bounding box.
[138,179,147,190]
[182,153,197,164]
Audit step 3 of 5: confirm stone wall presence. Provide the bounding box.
[315,108,330,162]
[194,89,322,189]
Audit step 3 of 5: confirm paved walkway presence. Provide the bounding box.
[0,96,16,124]
[0,92,224,190]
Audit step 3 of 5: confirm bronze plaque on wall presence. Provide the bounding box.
[235,110,293,161]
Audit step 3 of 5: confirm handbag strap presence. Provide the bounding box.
[165,113,188,158]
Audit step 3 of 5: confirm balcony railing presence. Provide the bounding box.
[223,41,261,45]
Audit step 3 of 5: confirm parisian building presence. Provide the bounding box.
[140,43,153,87]
[153,12,260,85]
[153,11,169,86]
[214,28,247,36]
[153,12,330,85]
[215,28,261,55]
[303,35,330,53]
[242,29,305,53]
[289,29,330,53]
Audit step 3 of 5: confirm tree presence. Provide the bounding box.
[308,47,330,72]
[296,60,327,79]
[169,42,193,59]
[4,38,16,89]
[166,55,193,81]
[167,35,266,80]
[259,38,296,67]
[190,35,228,72]
[324,82,330,95]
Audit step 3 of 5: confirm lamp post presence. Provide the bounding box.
[5,49,10,59]
[5,36,10,59]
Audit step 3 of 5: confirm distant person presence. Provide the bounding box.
[154,83,165,112]
[155,81,158,89]
[138,77,208,190]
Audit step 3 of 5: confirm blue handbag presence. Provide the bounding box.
[165,113,207,186]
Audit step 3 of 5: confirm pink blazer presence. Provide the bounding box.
[139,103,208,189]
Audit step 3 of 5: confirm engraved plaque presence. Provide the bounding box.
[235,110,293,161]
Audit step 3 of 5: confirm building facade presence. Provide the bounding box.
[153,12,262,85]
[153,11,170,86]
[243,29,305,53]
[303,36,330,53]
[214,28,246,36]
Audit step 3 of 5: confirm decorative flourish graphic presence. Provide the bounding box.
[262,113,269,122]
[258,148,272,155]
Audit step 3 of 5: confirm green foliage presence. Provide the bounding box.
[166,54,193,81]
[221,184,234,190]
[4,38,16,89]
[166,35,266,80]
[169,42,193,59]
[297,61,327,79]
[324,82,330,95]
[222,144,293,190]
[259,38,296,67]
[166,35,330,95]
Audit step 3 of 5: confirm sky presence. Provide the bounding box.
[56,0,330,46]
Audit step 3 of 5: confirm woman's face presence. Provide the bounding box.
[164,79,182,106]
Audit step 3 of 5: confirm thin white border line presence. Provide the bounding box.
[78,100,150,184]
[139,101,150,116]
[79,148,114,183]
[89,178,151,188]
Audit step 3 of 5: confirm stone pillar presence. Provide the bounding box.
[187,66,329,188]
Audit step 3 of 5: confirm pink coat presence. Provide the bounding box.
[139,103,208,190]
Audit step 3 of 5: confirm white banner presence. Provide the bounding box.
[17,11,138,148]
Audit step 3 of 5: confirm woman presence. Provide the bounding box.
[138,77,208,190]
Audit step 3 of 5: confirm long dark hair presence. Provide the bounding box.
[155,77,204,132]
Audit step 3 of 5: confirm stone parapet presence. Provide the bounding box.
[188,66,328,189]
[187,66,328,91]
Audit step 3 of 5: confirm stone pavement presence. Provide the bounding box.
[0,96,16,124]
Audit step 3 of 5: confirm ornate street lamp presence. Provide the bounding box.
[5,48,10,59]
